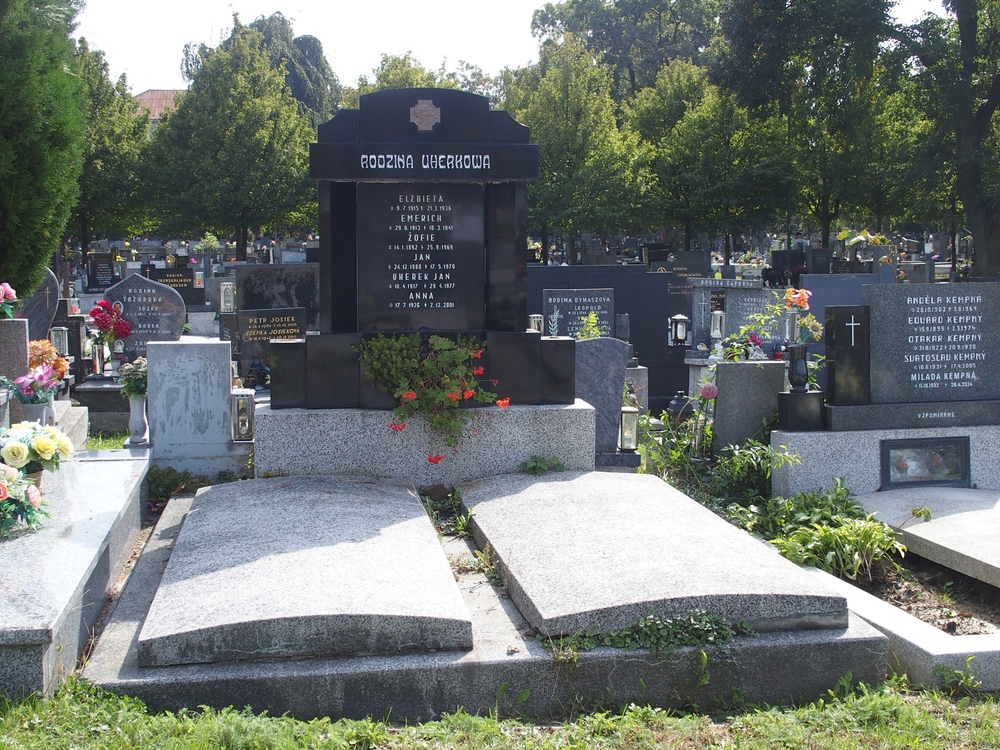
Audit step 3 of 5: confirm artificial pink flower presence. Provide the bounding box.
[0,282,15,301]
[27,485,41,509]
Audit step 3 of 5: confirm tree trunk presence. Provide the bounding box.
[723,232,731,266]
[79,215,89,253]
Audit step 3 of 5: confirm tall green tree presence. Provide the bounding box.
[0,0,84,296]
[507,36,643,261]
[149,17,314,259]
[532,0,719,102]
[342,52,461,108]
[73,38,151,246]
[894,2,1000,274]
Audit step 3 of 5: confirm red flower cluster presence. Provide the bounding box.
[472,349,483,359]
[389,422,407,432]
[427,454,444,464]
[89,300,132,342]
[463,389,475,400]
[473,366,484,376]
[401,391,416,400]
[447,391,460,402]
[496,397,510,409]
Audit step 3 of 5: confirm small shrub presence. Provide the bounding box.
[575,311,603,339]
[147,466,211,502]
[521,455,565,475]
[706,438,799,505]
[770,517,905,580]
[727,478,866,539]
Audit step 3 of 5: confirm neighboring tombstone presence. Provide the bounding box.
[84,253,117,293]
[235,264,320,330]
[104,275,185,363]
[235,308,306,375]
[17,268,60,339]
[575,337,629,456]
[51,298,89,384]
[542,288,614,337]
[806,247,831,274]
[147,268,207,306]
[0,319,29,423]
[713,361,786,451]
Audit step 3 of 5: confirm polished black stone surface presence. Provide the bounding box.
[825,400,1000,431]
[542,288,614,338]
[52,299,89,383]
[104,275,185,363]
[305,334,361,409]
[778,391,825,432]
[270,339,307,409]
[825,305,870,406]
[235,265,320,330]
[235,308,306,372]
[485,331,541,406]
[85,254,118,293]
[540,336,575,405]
[147,268,207,307]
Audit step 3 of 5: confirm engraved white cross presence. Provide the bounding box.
[846,315,861,347]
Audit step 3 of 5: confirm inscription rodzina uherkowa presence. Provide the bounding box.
[864,283,1000,403]
[357,183,484,330]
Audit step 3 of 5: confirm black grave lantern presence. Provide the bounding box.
[670,314,690,347]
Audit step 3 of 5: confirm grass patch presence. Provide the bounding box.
[85,431,129,451]
[1,677,999,748]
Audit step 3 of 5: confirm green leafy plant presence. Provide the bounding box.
[521,455,565,475]
[933,656,981,697]
[195,232,220,253]
[146,466,211,503]
[726,478,866,540]
[706,438,800,505]
[117,357,147,398]
[770,517,906,580]
[356,333,501,449]
[575,310,603,339]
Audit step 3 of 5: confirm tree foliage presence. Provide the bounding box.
[148,17,314,259]
[0,0,85,296]
[343,52,461,108]
[73,38,151,245]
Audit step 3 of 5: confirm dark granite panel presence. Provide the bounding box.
[317,109,359,143]
[52,299,89,382]
[269,340,307,409]
[486,331,541,405]
[18,268,59,339]
[542,288,614,337]
[485,182,526,332]
[147,268,207,306]
[540,336,575,405]
[309,143,539,182]
[357,183,485,332]
[104,275,185,363]
[85,254,118,293]
[825,400,1000,431]
[825,305,870,405]
[235,265,320,330]
[235,308,306,373]
[359,88,491,144]
[305,334,362,409]
[575,337,629,454]
[326,182,357,334]
[490,110,531,143]
[863,283,1000,403]
[778,391,825,432]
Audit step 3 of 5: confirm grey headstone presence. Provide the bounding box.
[863,282,1000,403]
[17,269,60,340]
[575,337,629,454]
[543,288,614,337]
[235,264,320,330]
[105,275,185,363]
[712,360,786,450]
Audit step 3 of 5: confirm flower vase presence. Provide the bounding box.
[786,344,809,393]
[21,401,54,425]
[93,343,106,377]
[25,471,42,488]
[128,395,148,444]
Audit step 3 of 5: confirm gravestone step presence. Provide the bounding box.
[858,487,1000,589]
[461,472,848,636]
[136,476,472,667]
[52,400,88,450]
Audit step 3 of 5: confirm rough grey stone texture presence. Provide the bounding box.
[771,425,1000,496]
[713,361,785,450]
[16,268,60,340]
[0,319,29,423]
[575,337,629,453]
[147,339,250,476]
[811,568,1000,691]
[138,477,471,666]
[856,487,1000,589]
[83,480,887,721]
[863,282,1000,403]
[0,449,149,697]
[253,401,595,486]
[461,471,848,636]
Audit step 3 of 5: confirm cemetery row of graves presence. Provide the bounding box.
[0,88,997,718]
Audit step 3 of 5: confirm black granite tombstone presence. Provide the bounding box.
[18,269,60,340]
[51,298,88,382]
[235,265,320,330]
[542,288,614,337]
[85,254,118,293]
[235,308,306,374]
[104,275,185,363]
[147,268,207,307]
[824,305,870,405]
[806,248,831,274]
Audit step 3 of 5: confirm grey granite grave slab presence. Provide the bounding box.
[771,424,1000,496]
[105,274,185,363]
[713,360,785,450]
[84,475,887,720]
[0,449,149,697]
[137,476,472,666]
[863,282,1000,403]
[855,487,1000,589]
[575,337,629,454]
[461,471,848,636]
[16,268,60,339]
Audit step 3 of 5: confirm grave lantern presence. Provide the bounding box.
[528,314,544,333]
[619,406,639,451]
[669,314,690,346]
[230,388,255,441]
[49,327,69,357]
[710,310,726,340]
[220,282,236,314]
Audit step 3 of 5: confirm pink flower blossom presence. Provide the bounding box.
[27,485,41,509]
[700,382,719,400]
[0,282,15,301]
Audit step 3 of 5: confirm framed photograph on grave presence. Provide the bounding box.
[880,437,970,490]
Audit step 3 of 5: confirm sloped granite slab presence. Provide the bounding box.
[461,471,849,636]
[136,476,472,667]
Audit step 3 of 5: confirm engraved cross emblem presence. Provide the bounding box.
[846,315,861,347]
[410,100,441,131]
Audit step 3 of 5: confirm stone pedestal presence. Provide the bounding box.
[713,360,785,451]
[778,390,825,432]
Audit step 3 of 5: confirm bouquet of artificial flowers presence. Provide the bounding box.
[0,422,74,474]
[89,300,131,345]
[0,366,60,405]
[0,462,47,536]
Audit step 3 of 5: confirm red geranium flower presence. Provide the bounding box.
[389,422,407,432]
[427,454,444,464]
[401,391,416,400]
[473,349,483,359]
[473,366,485,376]
[447,391,460,402]
[463,389,475,400]
[496,397,510,409]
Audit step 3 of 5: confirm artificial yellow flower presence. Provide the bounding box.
[30,435,57,462]
[1,442,30,469]
[54,433,74,458]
